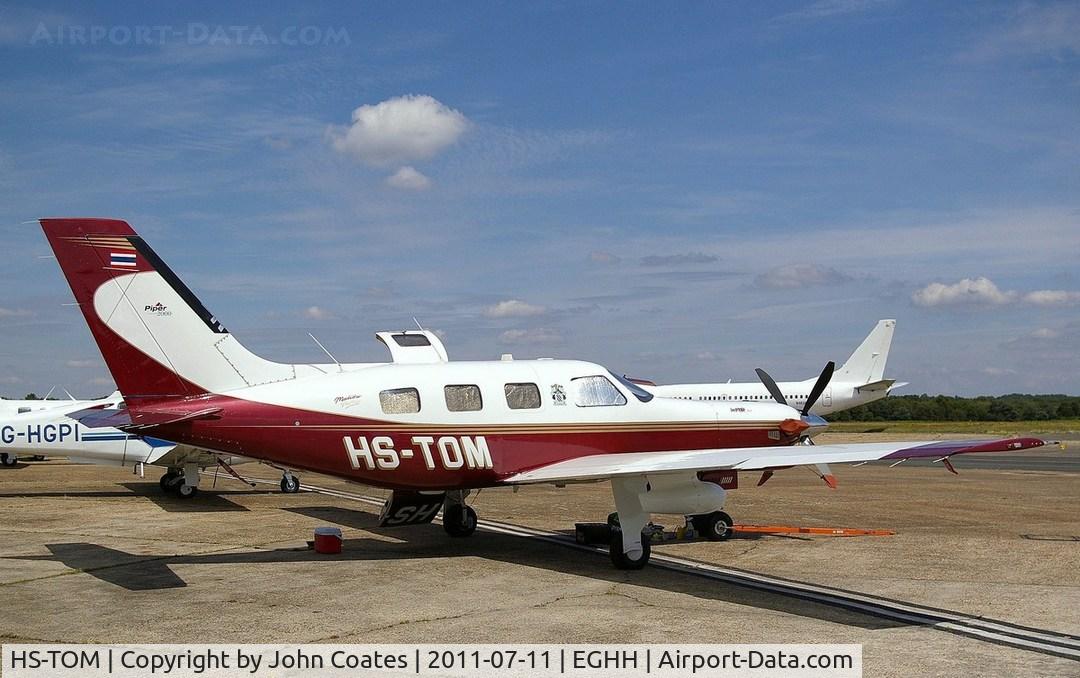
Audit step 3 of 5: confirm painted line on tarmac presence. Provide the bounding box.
[247,475,1080,661]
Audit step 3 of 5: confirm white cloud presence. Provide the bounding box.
[483,299,546,318]
[912,277,1016,307]
[304,305,334,320]
[962,3,1080,61]
[330,95,469,167]
[774,0,892,23]
[499,328,562,345]
[912,278,1080,308]
[1031,327,1061,340]
[1022,290,1080,306]
[385,165,432,191]
[0,307,32,318]
[755,264,851,289]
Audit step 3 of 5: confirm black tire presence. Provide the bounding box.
[280,475,300,493]
[442,504,478,537]
[159,472,176,491]
[177,483,198,499]
[609,528,651,569]
[694,510,734,541]
[1,453,17,467]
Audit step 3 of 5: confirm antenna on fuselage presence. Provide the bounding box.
[308,333,342,372]
[412,317,424,331]
[63,388,76,400]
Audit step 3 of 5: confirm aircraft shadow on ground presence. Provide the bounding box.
[0,483,278,513]
[7,504,910,631]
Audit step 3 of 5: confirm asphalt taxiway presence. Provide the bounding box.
[0,435,1077,677]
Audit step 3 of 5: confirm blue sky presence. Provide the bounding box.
[1,1,1078,398]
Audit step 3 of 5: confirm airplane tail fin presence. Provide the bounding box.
[836,319,895,384]
[40,218,294,403]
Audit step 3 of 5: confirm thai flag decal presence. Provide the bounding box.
[110,251,137,268]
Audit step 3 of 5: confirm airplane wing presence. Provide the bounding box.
[144,443,226,468]
[503,437,1046,484]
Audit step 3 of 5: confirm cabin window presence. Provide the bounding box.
[504,383,541,410]
[392,333,431,347]
[379,387,420,414]
[445,384,483,412]
[572,375,627,407]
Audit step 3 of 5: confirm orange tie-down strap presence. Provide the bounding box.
[733,524,895,537]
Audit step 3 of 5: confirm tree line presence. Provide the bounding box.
[829,394,1080,421]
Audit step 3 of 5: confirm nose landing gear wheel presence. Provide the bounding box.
[1,453,17,467]
[693,510,734,541]
[177,483,199,499]
[280,474,300,493]
[609,528,651,569]
[442,504,478,537]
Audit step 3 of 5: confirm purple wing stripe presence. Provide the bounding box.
[881,437,1045,460]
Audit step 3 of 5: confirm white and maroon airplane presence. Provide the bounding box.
[39,218,1046,569]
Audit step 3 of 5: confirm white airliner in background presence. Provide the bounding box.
[649,320,906,415]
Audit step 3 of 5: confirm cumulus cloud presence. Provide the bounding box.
[912,278,1080,308]
[755,264,852,289]
[330,95,469,167]
[304,305,334,320]
[588,251,621,265]
[0,307,32,318]
[499,328,563,345]
[483,299,546,318]
[385,165,432,190]
[65,360,99,368]
[912,277,1016,307]
[640,252,717,267]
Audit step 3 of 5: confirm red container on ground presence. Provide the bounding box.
[313,526,342,554]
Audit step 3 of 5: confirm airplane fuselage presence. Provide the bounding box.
[650,379,886,415]
[145,359,808,491]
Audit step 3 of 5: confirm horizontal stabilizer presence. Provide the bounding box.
[65,407,132,429]
[504,437,1046,484]
[856,379,895,393]
[125,407,223,430]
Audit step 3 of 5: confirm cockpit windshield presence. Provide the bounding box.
[609,370,654,403]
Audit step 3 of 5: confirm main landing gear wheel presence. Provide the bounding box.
[694,510,734,541]
[159,471,182,492]
[442,504,478,538]
[0,453,17,467]
[280,474,300,493]
[609,528,651,570]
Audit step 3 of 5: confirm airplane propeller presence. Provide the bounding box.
[801,361,835,416]
[755,360,836,416]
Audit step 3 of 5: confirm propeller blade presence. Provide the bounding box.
[801,361,835,416]
[755,368,787,406]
